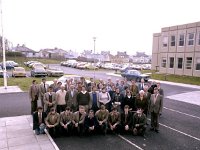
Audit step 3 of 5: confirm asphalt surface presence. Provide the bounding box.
[0,66,200,150]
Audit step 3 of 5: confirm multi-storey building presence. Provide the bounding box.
[152,22,200,77]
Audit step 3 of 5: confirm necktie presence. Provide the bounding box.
[49,94,52,103]
[39,113,42,124]
[44,84,46,93]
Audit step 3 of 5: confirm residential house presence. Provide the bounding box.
[12,44,39,57]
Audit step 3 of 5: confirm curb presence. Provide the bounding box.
[44,129,60,150]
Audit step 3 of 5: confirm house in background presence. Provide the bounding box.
[152,21,200,77]
[38,47,68,59]
[110,51,129,63]
[131,52,151,64]
[12,44,39,57]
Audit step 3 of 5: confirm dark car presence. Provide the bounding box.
[0,62,15,70]
[0,66,3,77]
[121,69,150,82]
[31,67,47,77]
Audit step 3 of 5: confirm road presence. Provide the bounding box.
[1,66,200,150]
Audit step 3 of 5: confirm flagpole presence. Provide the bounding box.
[0,0,7,89]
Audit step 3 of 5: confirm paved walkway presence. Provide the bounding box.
[0,115,59,150]
[0,86,23,94]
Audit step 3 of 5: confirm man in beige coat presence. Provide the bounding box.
[39,78,49,107]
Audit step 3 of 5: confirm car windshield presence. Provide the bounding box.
[129,70,141,75]
[58,76,81,83]
[15,68,25,71]
[35,68,45,71]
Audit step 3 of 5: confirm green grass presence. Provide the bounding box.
[141,70,200,86]
[0,77,55,91]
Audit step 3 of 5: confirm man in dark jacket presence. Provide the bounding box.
[77,86,90,112]
[33,107,47,135]
[84,110,98,135]
[121,105,132,134]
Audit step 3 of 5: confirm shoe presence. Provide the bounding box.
[155,129,159,133]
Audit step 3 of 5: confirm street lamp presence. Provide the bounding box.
[93,37,96,80]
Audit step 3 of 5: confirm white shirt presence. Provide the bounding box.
[56,90,67,105]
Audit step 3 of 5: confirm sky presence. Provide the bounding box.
[1,0,200,55]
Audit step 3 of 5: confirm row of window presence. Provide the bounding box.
[162,32,200,47]
[161,57,200,70]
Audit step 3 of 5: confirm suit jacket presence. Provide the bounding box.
[33,111,47,130]
[65,90,78,107]
[138,83,146,91]
[45,112,60,126]
[121,112,132,127]
[72,111,86,125]
[89,91,100,108]
[158,88,164,96]
[43,92,57,111]
[39,83,49,99]
[29,84,39,101]
[135,95,148,112]
[133,113,147,127]
[149,94,163,114]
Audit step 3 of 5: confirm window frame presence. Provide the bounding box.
[177,57,183,69]
[170,35,176,47]
[185,57,192,69]
[188,33,195,46]
[195,57,200,70]
[179,34,185,47]
[169,57,174,68]
[162,36,168,47]
[161,57,167,68]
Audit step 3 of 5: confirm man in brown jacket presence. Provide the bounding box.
[65,84,78,112]
[45,108,60,138]
[29,80,39,114]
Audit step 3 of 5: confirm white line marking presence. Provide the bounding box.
[118,135,144,150]
[164,107,200,120]
[147,119,200,142]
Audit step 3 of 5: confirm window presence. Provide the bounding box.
[198,32,200,45]
[179,34,185,46]
[188,33,195,46]
[196,57,200,70]
[177,58,183,69]
[169,57,174,68]
[171,35,176,46]
[186,57,192,69]
[162,36,168,47]
[161,57,167,68]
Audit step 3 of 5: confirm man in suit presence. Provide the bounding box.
[43,86,57,114]
[130,79,139,97]
[95,105,109,135]
[45,108,60,138]
[72,105,86,136]
[108,107,121,134]
[157,82,164,116]
[33,107,47,135]
[60,106,73,136]
[65,84,78,112]
[149,87,163,133]
[138,78,146,91]
[29,80,39,114]
[89,86,100,113]
[121,105,132,134]
[39,78,49,107]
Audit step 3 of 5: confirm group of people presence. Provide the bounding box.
[30,77,164,138]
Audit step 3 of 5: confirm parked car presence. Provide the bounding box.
[6,60,19,67]
[121,69,150,82]
[84,63,99,70]
[31,67,47,77]
[12,67,26,77]
[0,66,3,77]
[46,69,64,77]
[0,62,14,70]
[46,74,90,86]
[32,63,47,69]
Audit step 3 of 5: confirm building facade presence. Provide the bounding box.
[152,22,200,77]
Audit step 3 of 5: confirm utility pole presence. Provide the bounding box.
[0,0,7,89]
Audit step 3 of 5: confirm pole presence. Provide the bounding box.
[93,37,96,80]
[0,0,7,89]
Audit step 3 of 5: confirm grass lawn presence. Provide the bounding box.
[141,70,200,86]
[0,77,56,92]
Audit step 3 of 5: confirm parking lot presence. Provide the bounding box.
[1,66,200,150]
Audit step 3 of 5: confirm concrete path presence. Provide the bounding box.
[0,115,58,150]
